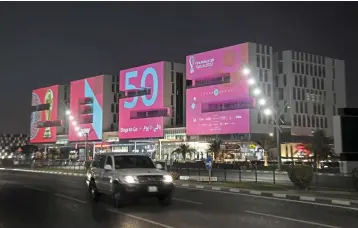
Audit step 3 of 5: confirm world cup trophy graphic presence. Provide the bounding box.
[43,89,54,138]
[189,56,195,74]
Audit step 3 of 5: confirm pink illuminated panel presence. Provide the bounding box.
[119,62,166,139]
[186,44,251,135]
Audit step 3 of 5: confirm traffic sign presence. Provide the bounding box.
[205,156,213,170]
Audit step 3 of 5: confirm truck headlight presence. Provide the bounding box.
[163,175,173,183]
[124,175,138,184]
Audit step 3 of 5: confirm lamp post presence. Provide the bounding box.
[242,67,290,170]
[66,110,91,162]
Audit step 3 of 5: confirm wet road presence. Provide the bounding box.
[0,170,357,228]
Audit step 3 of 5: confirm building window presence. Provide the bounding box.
[332,80,335,91]
[304,76,307,87]
[321,79,324,90]
[259,69,263,81]
[292,62,296,73]
[320,117,323,129]
[317,104,321,115]
[333,105,336,115]
[299,75,303,87]
[297,62,300,74]
[300,102,303,114]
[310,64,313,75]
[325,117,328,128]
[278,62,283,74]
[171,71,174,82]
[283,74,287,86]
[296,101,299,113]
[301,63,304,74]
[333,68,335,79]
[257,55,260,67]
[267,56,271,69]
[307,116,311,127]
[316,116,320,128]
[256,44,260,53]
[334,93,336,104]
[305,102,308,114]
[295,75,298,86]
[298,115,301,126]
[258,113,261,124]
[262,56,266,68]
[312,115,315,127]
[267,84,271,97]
[294,115,297,126]
[303,115,306,127]
[113,114,117,123]
[297,89,301,100]
[171,95,174,105]
[293,87,296,99]
[275,75,279,87]
[312,78,315,89]
[171,62,174,70]
[171,83,175,94]
[313,103,316,114]
[264,70,268,82]
[171,118,174,126]
[279,88,284,100]
[111,103,114,113]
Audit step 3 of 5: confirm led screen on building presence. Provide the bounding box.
[30,85,59,143]
[186,44,251,135]
[119,62,166,139]
[69,75,104,141]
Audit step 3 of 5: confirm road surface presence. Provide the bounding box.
[0,170,357,228]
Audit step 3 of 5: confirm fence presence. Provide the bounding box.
[167,166,355,190]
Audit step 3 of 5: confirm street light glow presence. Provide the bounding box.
[253,88,261,96]
[258,98,266,105]
[77,132,83,137]
[75,126,80,131]
[247,78,255,85]
[269,132,274,137]
[66,110,71,115]
[263,108,272,115]
[242,68,251,76]
[72,121,77,126]
[69,115,74,120]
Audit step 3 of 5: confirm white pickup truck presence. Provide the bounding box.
[86,152,174,207]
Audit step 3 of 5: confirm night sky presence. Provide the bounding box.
[1,2,357,134]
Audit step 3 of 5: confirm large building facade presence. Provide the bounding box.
[28,42,347,160]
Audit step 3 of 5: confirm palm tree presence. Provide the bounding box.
[172,144,196,161]
[312,129,331,171]
[207,139,222,161]
[257,135,276,163]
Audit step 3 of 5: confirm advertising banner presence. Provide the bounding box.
[69,75,104,141]
[119,62,165,139]
[30,85,59,143]
[186,44,251,135]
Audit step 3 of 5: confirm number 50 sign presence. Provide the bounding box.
[120,62,164,110]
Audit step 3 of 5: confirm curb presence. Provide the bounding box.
[0,168,86,177]
[1,168,357,208]
[176,183,358,208]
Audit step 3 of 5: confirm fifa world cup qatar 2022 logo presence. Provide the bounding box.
[189,56,195,74]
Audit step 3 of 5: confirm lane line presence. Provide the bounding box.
[23,185,46,192]
[107,208,175,228]
[176,186,358,211]
[54,193,87,204]
[245,210,341,228]
[172,197,203,205]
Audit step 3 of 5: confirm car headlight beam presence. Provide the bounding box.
[124,175,138,184]
[163,175,173,183]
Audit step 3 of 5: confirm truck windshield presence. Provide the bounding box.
[114,155,155,169]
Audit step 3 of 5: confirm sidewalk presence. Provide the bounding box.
[174,180,358,208]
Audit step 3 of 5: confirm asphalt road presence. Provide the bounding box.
[0,170,357,228]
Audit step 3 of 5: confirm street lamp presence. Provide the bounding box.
[242,66,290,170]
[79,128,90,162]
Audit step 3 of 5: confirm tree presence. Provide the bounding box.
[312,129,331,171]
[207,139,222,161]
[172,144,196,161]
[257,135,277,159]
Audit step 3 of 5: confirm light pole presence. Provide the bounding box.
[66,110,91,162]
[242,67,290,170]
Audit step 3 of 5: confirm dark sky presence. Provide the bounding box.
[1,2,357,134]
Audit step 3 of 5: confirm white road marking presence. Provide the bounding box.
[23,185,46,192]
[107,208,175,228]
[245,210,341,228]
[176,186,358,211]
[54,193,86,204]
[173,197,203,205]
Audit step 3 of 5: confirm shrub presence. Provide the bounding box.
[287,165,313,189]
[353,168,358,191]
[84,161,92,171]
[170,172,180,180]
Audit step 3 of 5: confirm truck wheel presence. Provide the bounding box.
[88,179,100,202]
[112,183,126,208]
